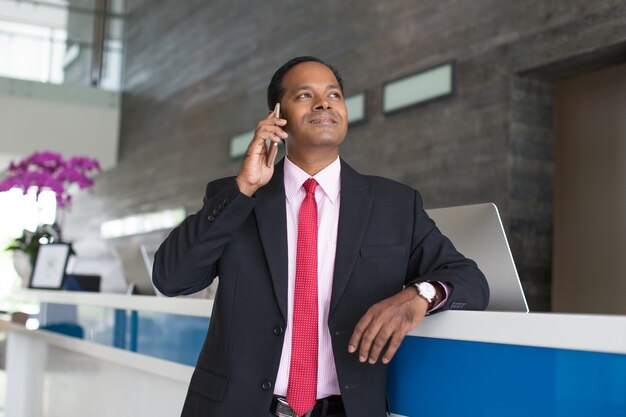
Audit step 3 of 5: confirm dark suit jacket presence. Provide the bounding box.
[153,159,489,417]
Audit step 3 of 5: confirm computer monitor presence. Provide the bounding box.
[426,203,529,312]
[112,243,158,296]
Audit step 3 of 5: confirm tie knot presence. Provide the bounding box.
[303,178,317,195]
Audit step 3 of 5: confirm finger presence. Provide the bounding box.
[275,126,288,139]
[356,316,385,363]
[260,113,287,126]
[258,134,282,148]
[273,117,287,126]
[253,121,278,143]
[249,128,281,155]
[259,124,288,140]
[381,331,406,364]
[247,132,271,156]
[268,133,284,144]
[348,312,374,354]
[266,141,279,168]
[366,322,396,364]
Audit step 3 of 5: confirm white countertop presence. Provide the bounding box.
[5,289,214,317]
[411,309,626,355]
[4,289,626,355]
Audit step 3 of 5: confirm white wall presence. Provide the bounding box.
[0,77,120,171]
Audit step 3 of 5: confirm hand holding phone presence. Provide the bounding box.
[235,102,288,196]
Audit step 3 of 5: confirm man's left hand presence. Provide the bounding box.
[348,288,428,365]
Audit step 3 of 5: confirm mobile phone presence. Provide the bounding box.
[267,103,281,168]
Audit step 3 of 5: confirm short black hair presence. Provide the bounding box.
[267,56,344,110]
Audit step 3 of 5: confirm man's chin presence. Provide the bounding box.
[287,136,345,152]
[314,135,345,147]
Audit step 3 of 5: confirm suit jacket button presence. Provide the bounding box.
[261,380,272,391]
[273,325,284,335]
[207,215,215,222]
[212,209,219,215]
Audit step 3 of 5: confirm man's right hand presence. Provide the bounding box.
[235,111,288,197]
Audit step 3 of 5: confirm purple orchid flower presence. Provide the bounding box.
[0,151,101,208]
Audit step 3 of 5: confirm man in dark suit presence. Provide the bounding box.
[153,56,489,417]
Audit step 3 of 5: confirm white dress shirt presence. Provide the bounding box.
[274,156,342,398]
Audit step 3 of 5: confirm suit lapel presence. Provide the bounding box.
[330,159,373,317]
[254,160,289,321]
[254,158,374,320]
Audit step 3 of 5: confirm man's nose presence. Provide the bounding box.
[313,98,330,111]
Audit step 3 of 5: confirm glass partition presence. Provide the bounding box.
[0,0,124,90]
[35,301,209,366]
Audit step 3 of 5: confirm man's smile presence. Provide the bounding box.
[306,113,339,125]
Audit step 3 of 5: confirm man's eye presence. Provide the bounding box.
[297,93,311,99]
[329,92,342,98]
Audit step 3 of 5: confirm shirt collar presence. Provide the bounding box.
[284,156,341,204]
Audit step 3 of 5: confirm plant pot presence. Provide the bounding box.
[12,251,33,288]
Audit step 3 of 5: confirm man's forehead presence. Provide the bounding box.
[291,83,341,91]
[283,62,339,88]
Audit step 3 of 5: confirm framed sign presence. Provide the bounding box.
[29,243,71,290]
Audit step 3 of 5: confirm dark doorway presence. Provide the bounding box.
[552,63,626,314]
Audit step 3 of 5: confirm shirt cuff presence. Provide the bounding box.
[427,281,451,314]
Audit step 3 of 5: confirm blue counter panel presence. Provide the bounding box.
[40,303,209,366]
[130,310,209,366]
[38,303,626,415]
[387,337,626,417]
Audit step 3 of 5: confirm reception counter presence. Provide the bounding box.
[2,289,625,417]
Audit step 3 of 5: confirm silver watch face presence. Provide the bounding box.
[417,282,436,302]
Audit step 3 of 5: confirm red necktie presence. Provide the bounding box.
[287,178,319,416]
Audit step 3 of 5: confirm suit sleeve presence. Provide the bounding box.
[406,190,490,311]
[152,178,257,296]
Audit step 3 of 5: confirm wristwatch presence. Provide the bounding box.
[413,282,437,309]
